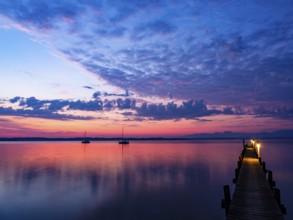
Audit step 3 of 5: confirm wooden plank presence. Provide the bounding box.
[227,147,284,220]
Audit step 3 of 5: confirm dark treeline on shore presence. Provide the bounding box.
[1,129,293,142]
[0,137,230,142]
[0,137,188,142]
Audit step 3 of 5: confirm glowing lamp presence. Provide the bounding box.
[256,142,261,157]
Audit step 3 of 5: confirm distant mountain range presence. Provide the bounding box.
[184,129,293,139]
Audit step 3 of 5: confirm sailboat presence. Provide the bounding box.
[81,130,90,144]
[118,127,129,144]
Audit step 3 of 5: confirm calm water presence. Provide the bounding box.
[0,140,291,220]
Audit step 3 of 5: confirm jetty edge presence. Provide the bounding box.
[221,139,286,219]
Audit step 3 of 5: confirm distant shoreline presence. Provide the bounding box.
[0,137,293,142]
[1,130,293,141]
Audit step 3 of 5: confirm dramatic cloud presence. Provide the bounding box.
[0,106,92,120]
[0,0,292,107]
[1,96,292,121]
[252,106,293,120]
[136,100,217,120]
[83,86,93,90]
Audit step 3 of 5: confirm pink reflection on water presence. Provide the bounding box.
[0,140,242,220]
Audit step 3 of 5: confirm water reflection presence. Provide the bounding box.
[260,140,293,219]
[0,141,247,220]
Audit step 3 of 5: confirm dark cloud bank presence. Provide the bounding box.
[1,96,292,121]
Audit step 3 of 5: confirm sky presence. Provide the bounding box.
[0,0,293,137]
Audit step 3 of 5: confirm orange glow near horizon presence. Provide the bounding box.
[0,114,292,138]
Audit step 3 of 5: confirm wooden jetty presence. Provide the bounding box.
[222,140,286,220]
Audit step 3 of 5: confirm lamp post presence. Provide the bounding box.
[256,142,261,158]
[250,139,255,147]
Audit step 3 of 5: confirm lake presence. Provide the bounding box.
[0,140,291,220]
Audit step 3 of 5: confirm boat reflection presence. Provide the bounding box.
[0,141,243,220]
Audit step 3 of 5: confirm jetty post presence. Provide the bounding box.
[221,139,286,219]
